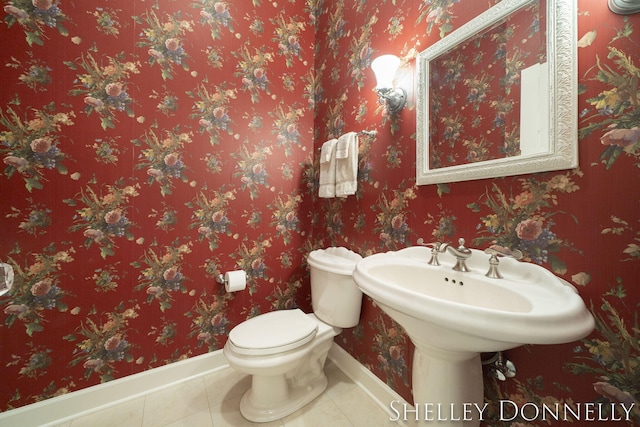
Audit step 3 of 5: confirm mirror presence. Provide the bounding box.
[416,0,577,185]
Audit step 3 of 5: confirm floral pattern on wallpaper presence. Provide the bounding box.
[0,103,74,191]
[3,246,73,337]
[3,0,69,46]
[0,0,316,410]
[313,1,640,425]
[567,16,640,425]
[67,53,139,130]
[469,171,582,273]
[66,181,139,259]
[0,1,639,426]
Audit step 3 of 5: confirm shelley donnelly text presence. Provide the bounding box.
[389,401,488,422]
[499,400,635,422]
[389,400,636,422]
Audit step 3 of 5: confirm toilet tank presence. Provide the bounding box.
[307,247,363,328]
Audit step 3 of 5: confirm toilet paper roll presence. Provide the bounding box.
[224,270,246,293]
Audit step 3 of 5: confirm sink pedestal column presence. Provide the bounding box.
[411,344,484,427]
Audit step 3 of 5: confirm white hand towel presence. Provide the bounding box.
[335,132,358,197]
[318,138,337,198]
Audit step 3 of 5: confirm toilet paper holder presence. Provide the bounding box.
[216,270,247,293]
[216,270,246,286]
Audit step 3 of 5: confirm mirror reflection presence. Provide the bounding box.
[416,0,578,185]
[428,0,546,168]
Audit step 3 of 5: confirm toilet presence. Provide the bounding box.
[223,247,363,422]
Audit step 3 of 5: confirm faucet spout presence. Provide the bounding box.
[447,238,472,272]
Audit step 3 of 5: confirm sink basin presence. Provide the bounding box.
[353,245,594,426]
[355,247,594,352]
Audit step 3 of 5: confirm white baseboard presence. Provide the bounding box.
[0,350,228,427]
[328,344,411,423]
[0,344,409,427]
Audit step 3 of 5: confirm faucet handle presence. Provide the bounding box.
[416,238,448,266]
[484,245,523,260]
[484,245,523,279]
[417,238,448,250]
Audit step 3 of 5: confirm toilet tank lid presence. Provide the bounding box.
[307,247,362,275]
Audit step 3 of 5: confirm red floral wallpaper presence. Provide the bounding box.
[0,0,316,409]
[2,1,640,425]
[313,0,639,425]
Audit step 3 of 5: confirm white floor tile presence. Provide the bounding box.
[142,377,210,427]
[203,368,251,405]
[69,396,144,427]
[333,386,397,426]
[210,394,284,427]
[62,361,401,427]
[162,409,214,427]
[282,398,353,427]
[323,361,360,399]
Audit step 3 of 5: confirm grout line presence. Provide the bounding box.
[138,394,146,427]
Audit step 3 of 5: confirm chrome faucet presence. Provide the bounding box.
[447,238,472,272]
[417,238,449,266]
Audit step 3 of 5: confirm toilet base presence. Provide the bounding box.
[240,372,328,423]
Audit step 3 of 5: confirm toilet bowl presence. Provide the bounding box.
[223,247,363,423]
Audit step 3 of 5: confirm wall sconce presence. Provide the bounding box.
[608,0,640,14]
[371,54,407,115]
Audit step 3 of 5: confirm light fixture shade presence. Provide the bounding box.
[371,55,401,89]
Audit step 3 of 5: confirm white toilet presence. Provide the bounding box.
[223,247,363,422]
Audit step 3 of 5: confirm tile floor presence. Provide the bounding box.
[53,360,405,427]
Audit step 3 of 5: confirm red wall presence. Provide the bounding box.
[0,0,315,409]
[1,1,639,425]
[313,0,640,425]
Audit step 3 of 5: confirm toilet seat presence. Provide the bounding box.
[228,309,318,356]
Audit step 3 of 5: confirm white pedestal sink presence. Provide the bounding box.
[353,245,594,427]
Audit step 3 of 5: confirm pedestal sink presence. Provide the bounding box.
[353,245,594,426]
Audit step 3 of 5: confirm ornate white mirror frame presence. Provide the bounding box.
[416,0,577,185]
